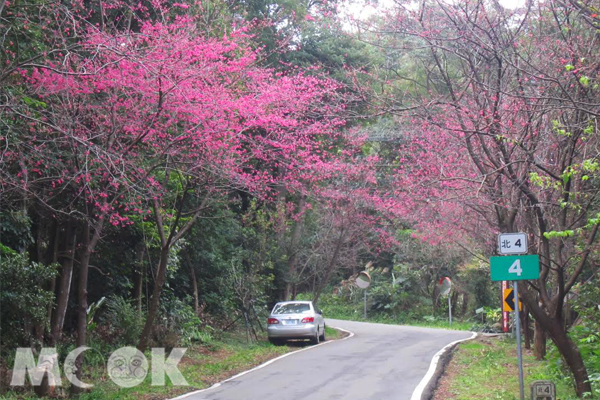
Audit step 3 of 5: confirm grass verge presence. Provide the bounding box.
[307,292,474,331]
[325,312,473,331]
[325,325,347,340]
[2,327,346,400]
[433,335,583,400]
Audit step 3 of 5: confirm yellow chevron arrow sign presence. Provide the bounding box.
[503,288,522,312]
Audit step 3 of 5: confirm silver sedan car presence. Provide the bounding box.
[267,301,325,345]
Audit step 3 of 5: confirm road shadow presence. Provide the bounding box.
[283,339,314,348]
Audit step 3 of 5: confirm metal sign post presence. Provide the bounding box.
[513,281,525,400]
[364,289,367,319]
[491,233,539,400]
[439,277,452,326]
[448,295,452,326]
[356,271,371,320]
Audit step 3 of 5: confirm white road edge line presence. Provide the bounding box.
[410,331,477,400]
[170,325,355,400]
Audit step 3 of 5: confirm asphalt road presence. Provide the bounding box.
[178,319,473,400]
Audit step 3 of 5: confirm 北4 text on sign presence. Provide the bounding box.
[498,233,528,255]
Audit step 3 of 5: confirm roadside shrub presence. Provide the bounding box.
[314,292,362,319]
[0,248,57,351]
[102,296,143,346]
[153,325,181,350]
[159,295,203,346]
[370,282,432,318]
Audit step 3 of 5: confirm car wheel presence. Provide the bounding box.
[269,338,283,346]
[319,324,326,341]
[310,328,320,345]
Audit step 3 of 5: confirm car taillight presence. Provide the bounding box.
[268,318,279,325]
[301,317,314,323]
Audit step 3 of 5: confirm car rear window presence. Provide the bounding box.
[272,303,311,314]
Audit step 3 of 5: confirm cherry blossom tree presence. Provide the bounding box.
[357,0,600,395]
[9,6,358,356]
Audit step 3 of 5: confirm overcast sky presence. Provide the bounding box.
[341,0,527,21]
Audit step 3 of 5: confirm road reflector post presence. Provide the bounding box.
[531,380,555,400]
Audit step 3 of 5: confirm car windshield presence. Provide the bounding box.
[272,303,311,315]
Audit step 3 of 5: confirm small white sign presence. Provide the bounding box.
[531,380,555,400]
[498,233,528,255]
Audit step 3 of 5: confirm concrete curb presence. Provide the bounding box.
[410,332,477,400]
[169,325,355,400]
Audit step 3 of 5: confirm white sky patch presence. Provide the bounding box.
[339,0,391,22]
[338,0,394,32]
[498,0,526,9]
[340,0,528,24]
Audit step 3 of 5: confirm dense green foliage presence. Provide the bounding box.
[0,248,58,349]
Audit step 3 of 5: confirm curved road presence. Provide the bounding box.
[177,319,473,400]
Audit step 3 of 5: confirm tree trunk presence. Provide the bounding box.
[185,251,199,316]
[138,246,170,352]
[522,284,591,397]
[51,221,76,344]
[33,216,46,345]
[46,221,60,337]
[431,283,439,316]
[132,242,145,318]
[460,292,469,317]
[451,291,459,315]
[549,321,591,397]
[522,306,531,350]
[284,196,305,301]
[137,197,204,351]
[534,318,546,360]
[72,227,91,395]
[312,229,345,306]
[72,218,103,396]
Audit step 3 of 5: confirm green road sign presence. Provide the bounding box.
[490,255,540,281]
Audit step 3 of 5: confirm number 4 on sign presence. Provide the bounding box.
[509,259,523,277]
[490,255,539,282]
